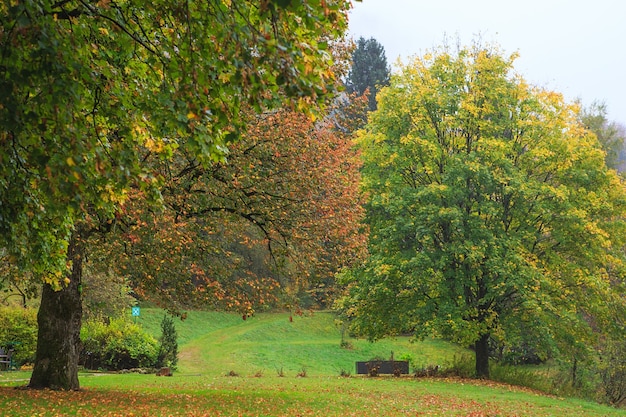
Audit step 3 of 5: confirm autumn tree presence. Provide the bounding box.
[346,37,391,111]
[341,45,626,378]
[0,0,351,390]
[104,98,368,315]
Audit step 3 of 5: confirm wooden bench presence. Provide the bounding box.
[0,347,13,371]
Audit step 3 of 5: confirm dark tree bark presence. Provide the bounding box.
[28,230,84,390]
[475,333,490,378]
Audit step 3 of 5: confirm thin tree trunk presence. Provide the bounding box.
[572,357,578,388]
[475,333,490,378]
[28,230,84,390]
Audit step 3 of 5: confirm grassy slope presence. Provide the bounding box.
[138,309,467,376]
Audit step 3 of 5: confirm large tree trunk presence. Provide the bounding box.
[475,333,490,378]
[28,230,84,390]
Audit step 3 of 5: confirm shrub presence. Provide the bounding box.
[399,353,414,366]
[0,306,37,366]
[440,353,475,378]
[490,363,553,393]
[413,365,441,378]
[156,314,178,369]
[598,339,626,406]
[80,316,158,370]
[550,356,600,400]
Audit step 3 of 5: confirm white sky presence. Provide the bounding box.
[348,0,626,125]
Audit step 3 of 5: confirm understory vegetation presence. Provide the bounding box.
[78,314,178,372]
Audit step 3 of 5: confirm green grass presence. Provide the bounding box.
[0,309,623,416]
[1,372,622,416]
[139,309,466,376]
[132,308,243,346]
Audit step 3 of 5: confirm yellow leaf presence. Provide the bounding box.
[218,72,231,83]
[145,137,164,153]
[66,157,75,166]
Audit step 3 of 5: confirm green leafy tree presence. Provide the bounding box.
[578,101,626,171]
[346,37,390,111]
[342,44,626,378]
[0,0,351,390]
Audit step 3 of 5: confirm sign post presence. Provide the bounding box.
[131,306,140,322]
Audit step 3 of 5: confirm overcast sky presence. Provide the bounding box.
[348,0,626,125]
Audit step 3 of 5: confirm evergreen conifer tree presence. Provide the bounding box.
[157,315,178,369]
[346,37,391,111]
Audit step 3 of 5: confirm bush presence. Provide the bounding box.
[490,363,553,393]
[598,339,626,407]
[0,306,37,366]
[440,353,475,378]
[550,356,600,401]
[413,364,441,378]
[80,316,158,370]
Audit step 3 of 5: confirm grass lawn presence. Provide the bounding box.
[138,309,468,377]
[0,309,623,416]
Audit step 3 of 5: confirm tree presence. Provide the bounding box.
[156,314,178,370]
[80,268,135,321]
[346,37,390,111]
[342,44,626,378]
[579,101,626,171]
[0,0,351,390]
[104,99,367,315]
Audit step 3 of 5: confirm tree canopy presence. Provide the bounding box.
[578,101,626,172]
[341,44,626,378]
[0,0,350,283]
[99,100,367,314]
[0,0,353,390]
[346,36,390,111]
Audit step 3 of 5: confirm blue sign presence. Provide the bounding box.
[131,306,140,317]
